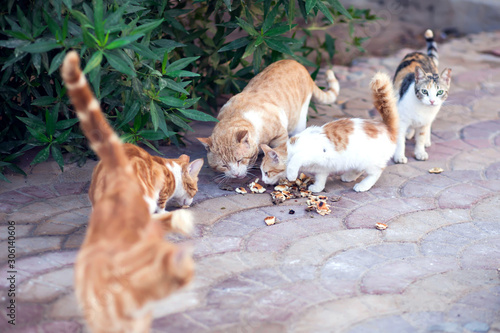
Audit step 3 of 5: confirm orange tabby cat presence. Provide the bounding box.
[89,143,203,213]
[61,51,194,333]
[197,59,339,179]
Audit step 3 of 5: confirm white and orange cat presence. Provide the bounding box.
[393,29,452,163]
[286,72,398,192]
[197,59,339,180]
[62,51,194,333]
[89,143,203,213]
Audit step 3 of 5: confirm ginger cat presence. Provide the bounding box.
[62,51,194,333]
[89,144,203,213]
[393,29,452,163]
[286,72,398,192]
[260,143,287,185]
[197,59,339,180]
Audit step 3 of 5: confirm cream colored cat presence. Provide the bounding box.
[198,59,339,179]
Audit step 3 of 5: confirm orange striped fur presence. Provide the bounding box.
[198,60,339,180]
[61,51,194,333]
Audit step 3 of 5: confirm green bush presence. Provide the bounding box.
[0,0,377,181]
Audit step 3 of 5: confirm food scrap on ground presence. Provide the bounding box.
[235,187,247,194]
[264,216,276,226]
[306,195,332,216]
[428,167,444,174]
[375,223,388,230]
[249,178,266,193]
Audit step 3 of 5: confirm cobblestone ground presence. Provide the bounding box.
[1,31,500,333]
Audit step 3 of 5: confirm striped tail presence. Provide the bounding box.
[370,72,399,143]
[61,51,128,169]
[425,29,439,66]
[312,69,340,104]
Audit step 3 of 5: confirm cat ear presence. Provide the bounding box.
[179,154,190,163]
[188,158,204,178]
[415,66,426,82]
[440,68,452,85]
[236,130,249,144]
[197,137,212,151]
[260,144,272,154]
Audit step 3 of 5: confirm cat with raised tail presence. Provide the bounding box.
[393,29,452,163]
[61,51,194,333]
[197,60,339,180]
[286,72,398,193]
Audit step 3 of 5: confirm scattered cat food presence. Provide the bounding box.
[330,196,341,202]
[306,195,331,216]
[428,167,444,174]
[375,223,388,230]
[235,187,247,194]
[271,191,286,204]
[274,184,289,192]
[181,205,190,209]
[300,190,312,197]
[316,201,331,216]
[264,216,276,226]
[221,207,226,210]
[219,184,234,191]
[289,209,295,215]
[249,178,266,193]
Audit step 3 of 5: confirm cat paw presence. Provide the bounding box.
[393,155,408,164]
[171,210,194,234]
[353,182,373,192]
[415,151,429,161]
[425,141,432,148]
[308,184,325,193]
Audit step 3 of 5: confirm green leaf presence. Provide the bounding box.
[105,34,143,50]
[0,173,11,183]
[104,51,136,77]
[235,17,258,36]
[223,0,231,11]
[71,10,92,26]
[166,70,200,78]
[55,128,72,144]
[168,114,192,131]
[16,116,44,131]
[20,41,62,53]
[265,39,293,55]
[157,96,186,108]
[262,4,280,32]
[116,101,140,129]
[325,33,336,59]
[131,19,164,35]
[288,0,296,26]
[127,42,159,60]
[218,37,250,52]
[26,126,50,143]
[264,24,297,37]
[93,0,104,43]
[139,129,167,140]
[48,50,66,75]
[178,109,218,122]
[316,1,334,24]
[242,39,257,58]
[46,105,59,136]
[62,0,72,10]
[83,51,103,74]
[165,56,200,73]
[55,118,79,130]
[306,0,317,14]
[1,30,31,40]
[159,78,189,95]
[51,144,64,171]
[32,96,57,106]
[326,0,353,19]
[149,100,159,131]
[31,145,50,165]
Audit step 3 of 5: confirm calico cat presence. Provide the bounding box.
[89,143,203,214]
[393,29,452,163]
[197,59,339,180]
[286,72,398,193]
[61,51,194,333]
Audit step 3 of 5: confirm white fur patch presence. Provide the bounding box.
[65,74,86,89]
[166,162,190,206]
[170,209,194,234]
[88,99,100,112]
[243,111,263,142]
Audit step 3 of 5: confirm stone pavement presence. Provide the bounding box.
[1,31,500,333]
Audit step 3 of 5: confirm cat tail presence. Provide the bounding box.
[312,69,340,104]
[151,209,194,235]
[61,51,128,169]
[370,72,399,143]
[425,29,439,66]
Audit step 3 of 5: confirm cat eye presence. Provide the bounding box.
[265,172,269,176]
[421,89,428,95]
[437,90,444,96]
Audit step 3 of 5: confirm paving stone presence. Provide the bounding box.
[460,236,500,269]
[53,182,87,196]
[361,256,458,294]
[194,236,242,257]
[152,312,207,332]
[471,195,500,222]
[8,201,68,224]
[48,292,81,319]
[464,322,490,333]
[0,224,32,240]
[246,221,310,253]
[63,228,87,249]
[0,236,62,262]
[17,186,57,199]
[17,267,74,302]
[438,184,492,209]
[346,315,417,333]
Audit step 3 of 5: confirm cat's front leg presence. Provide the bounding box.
[309,172,328,193]
[393,122,409,164]
[353,167,383,192]
[286,157,301,182]
[341,169,362,183]
[414,125,430,161]
[425,125,432,148]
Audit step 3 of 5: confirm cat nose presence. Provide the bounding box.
[430,100,435,105]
